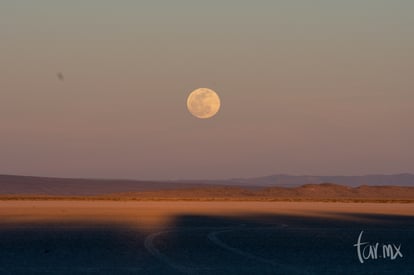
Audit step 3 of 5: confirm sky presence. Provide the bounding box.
[1,1,413,180]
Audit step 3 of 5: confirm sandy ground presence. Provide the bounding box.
[0,201,413,274]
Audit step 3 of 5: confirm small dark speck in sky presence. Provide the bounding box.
[57,72,64,82]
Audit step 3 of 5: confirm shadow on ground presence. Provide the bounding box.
[0,212,413,274]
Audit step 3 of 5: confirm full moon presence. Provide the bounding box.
[187,88,221,119]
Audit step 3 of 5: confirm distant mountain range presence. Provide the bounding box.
[224,173,414,187]
[0,175,217,196]
[0,174,413,196]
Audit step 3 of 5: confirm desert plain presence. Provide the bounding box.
[0,200,413,274]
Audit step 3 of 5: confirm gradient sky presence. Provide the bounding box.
[1,1,413,180]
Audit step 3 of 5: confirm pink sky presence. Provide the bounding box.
[1,1,413,179]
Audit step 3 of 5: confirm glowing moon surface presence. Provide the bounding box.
[187,88,221,119]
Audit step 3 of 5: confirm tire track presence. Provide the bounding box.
[144,226,246,274]
[144,224,300,274]
[144,230,196,274]
[207,224,305,274]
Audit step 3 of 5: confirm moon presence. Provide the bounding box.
[187,88,221,119]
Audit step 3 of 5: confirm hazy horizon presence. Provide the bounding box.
[2,172,414,183]
[1,1,413,180]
